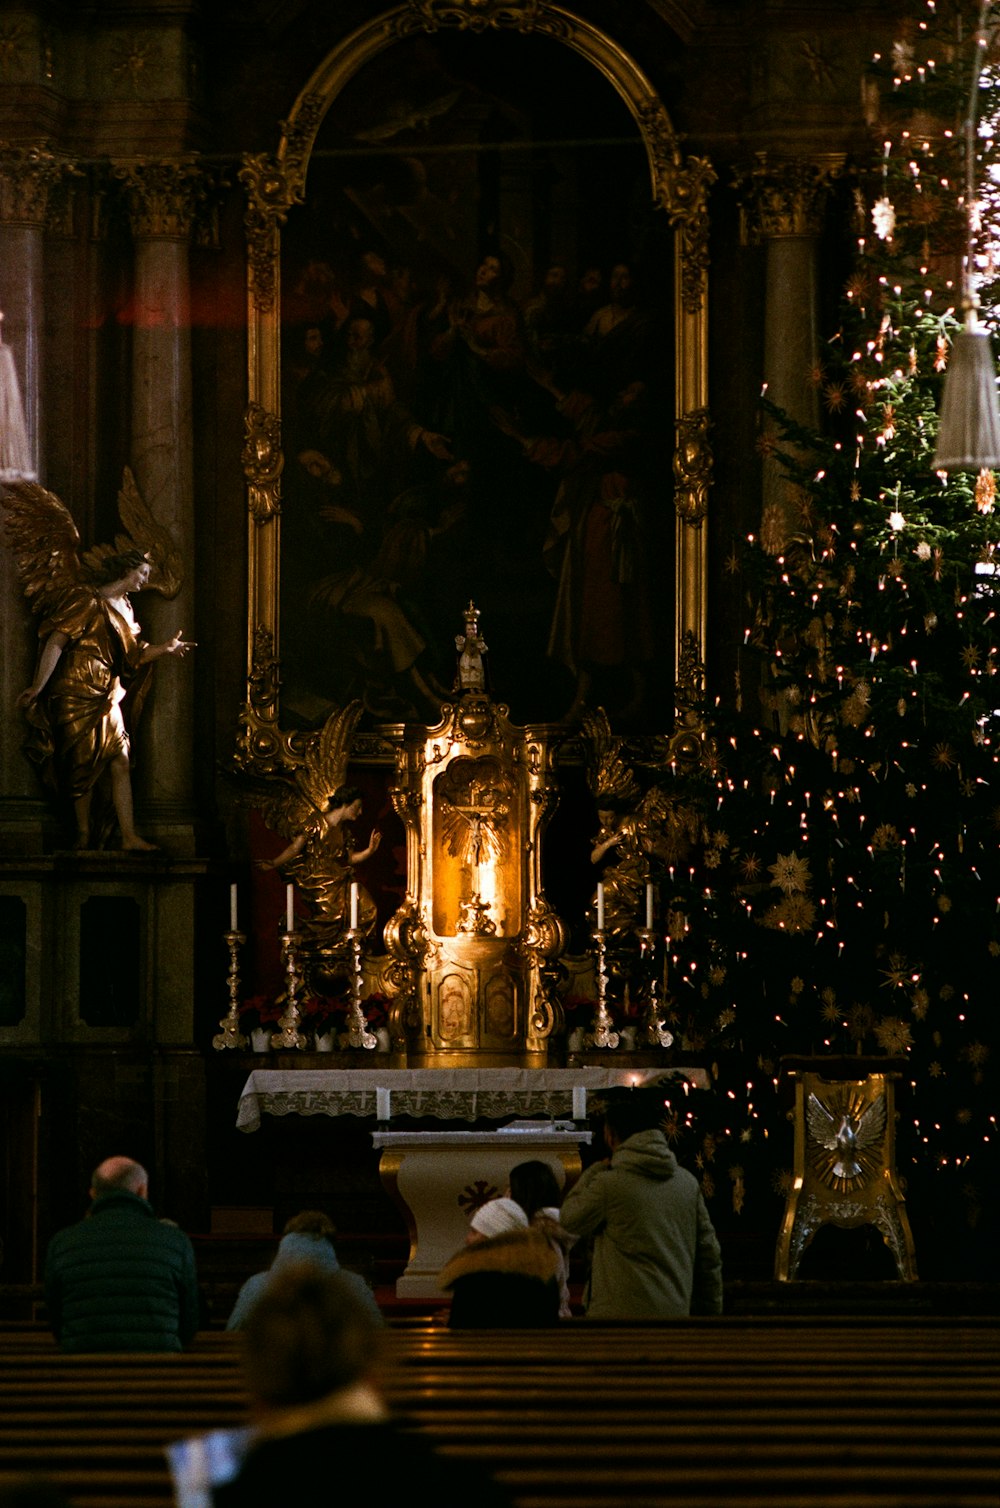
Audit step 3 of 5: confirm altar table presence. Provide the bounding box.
[235,1066,708,1133]
[373,1125,592,1297]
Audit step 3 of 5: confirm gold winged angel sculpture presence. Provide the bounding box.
[582,707,703,938]
[255,700,381,963]
[1,470,192,850]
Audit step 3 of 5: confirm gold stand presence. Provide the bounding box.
[212,930,248,1050]
[272,929,307,1050]
[342,928,377,1050]
[637,928,674,1049]
[774,1057,918,1281]
[585,930,619,1049]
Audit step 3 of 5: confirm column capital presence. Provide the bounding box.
[0,140,73,226]
[736,152,845,243]
[113,157,208,240]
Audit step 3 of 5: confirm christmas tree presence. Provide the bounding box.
[659,0,1000,1278]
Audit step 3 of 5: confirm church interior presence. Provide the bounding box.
[2,0,1000,1355]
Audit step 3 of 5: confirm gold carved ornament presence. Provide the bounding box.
[637,101,716,315]
[112,157,210,240]
[735,152,844,244]
[674,407,713,527]
[243,402,283,525]
[0,139,74,226]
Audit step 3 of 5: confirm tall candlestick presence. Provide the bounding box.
[230,883,238,933]
[286,884,294,933]
[645,882,654,931]
[350,881,359,931]
[596,882,605,931]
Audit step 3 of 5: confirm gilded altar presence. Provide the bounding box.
[382,682,566,1068]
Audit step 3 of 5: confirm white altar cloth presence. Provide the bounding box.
[235,1066,705,1132]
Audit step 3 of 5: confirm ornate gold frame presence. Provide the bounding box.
[237,0,714,777]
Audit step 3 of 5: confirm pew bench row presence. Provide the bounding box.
[0,1321,997,1508]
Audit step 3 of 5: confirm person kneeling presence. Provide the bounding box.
[438,1196,561,1328]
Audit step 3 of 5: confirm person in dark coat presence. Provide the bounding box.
[43,1155,199,1352]
[438,1196,562,1328]
[205,1264,512,1508]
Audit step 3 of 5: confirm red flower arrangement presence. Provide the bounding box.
[238,994,284,1031]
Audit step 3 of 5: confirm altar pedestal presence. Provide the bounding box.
[372,1126,590,1298]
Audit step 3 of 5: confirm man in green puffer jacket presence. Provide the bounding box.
[44,1155,199,1352]
[560,1091,723,1319]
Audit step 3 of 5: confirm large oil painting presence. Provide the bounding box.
[275,28,676,732]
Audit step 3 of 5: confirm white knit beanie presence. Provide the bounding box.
[469,1196,529,1239]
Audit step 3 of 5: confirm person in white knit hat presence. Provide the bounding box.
[438,1195,560,1327]
[466,1196,528,1243]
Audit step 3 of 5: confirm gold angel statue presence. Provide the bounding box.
[1,471,192,850]
[255,700,381,958]
[582,707,701,938]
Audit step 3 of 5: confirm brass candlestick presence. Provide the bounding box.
[213,930,248,1050]
[585,929,619,1049]
[273,929,307,1049]
[342,928,377,1049]
[637,927,674,1049]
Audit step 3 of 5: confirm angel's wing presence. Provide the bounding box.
[80,467,183,599]
[854,1093,886,1152]
[806,1091,838,1151]
[294,700,364,813]
[581,707,640,808]
[0,479,83,617]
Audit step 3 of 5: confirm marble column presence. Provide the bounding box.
[741,155,842,555]
[0,144,66,850]
[115,160,202,854]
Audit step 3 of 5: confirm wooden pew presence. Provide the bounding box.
[0,1319,997,1508]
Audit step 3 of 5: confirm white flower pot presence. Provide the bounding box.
[251,1027,271,1053]
[314,1031,335,1052]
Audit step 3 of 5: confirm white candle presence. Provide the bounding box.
[230,883,238,932]
[572,1087,587,1121]
[376,1087,391,1122]
[645,882,654,931]
[596,882,605,931]
[350,881,359,931]
[286,884,294,933]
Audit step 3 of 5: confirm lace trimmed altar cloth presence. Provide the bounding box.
[235,1067,708,1132]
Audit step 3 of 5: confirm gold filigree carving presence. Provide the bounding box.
[405,0,543,32]
[233,626,283,780]
[637,100,715,314]
[242,402,283,524]
[239,152,298,313]
[736,152,844,244]
[674,407,713,526]
[113,158,207,240]
[279,92,328,180]
[0,141,71,226]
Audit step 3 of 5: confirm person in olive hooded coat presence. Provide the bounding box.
[560,1093,723,1319]
[44,1155,199,1352]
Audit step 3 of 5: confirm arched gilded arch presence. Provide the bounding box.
[237,0,713,772]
